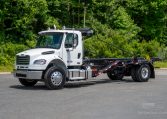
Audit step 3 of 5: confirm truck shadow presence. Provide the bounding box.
[9,78,137,90]
[65,78,136,88]
[9,84,48,90]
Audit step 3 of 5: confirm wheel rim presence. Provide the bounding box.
[141,67,149,79]
[50,71,63,86]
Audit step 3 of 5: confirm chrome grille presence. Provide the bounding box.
[16,55,30,65]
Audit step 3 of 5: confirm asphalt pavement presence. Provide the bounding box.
[0,69,167,119]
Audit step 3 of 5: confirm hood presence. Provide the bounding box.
[17,48,56,56]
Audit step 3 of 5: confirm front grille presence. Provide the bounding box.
[16,55,30,65]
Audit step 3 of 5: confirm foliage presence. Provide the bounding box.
[0,43,28,65]
[154,61,167,68]
[0,0,167,68]
[125,0,167,45]
[0,65,13,72]
[158,46,167,60]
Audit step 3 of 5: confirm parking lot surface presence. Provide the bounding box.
[0,69,167,119]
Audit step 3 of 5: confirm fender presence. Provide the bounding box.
[149,63,155,78]
[42,59,67,79]
[46,59,67,73]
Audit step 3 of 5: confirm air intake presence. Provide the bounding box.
[16,55,30,65]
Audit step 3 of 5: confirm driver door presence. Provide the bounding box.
[64,33,82,66]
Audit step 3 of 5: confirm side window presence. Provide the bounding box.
[65,33,78,48]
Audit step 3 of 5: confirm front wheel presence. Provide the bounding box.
[131,64,151,82]
[44,66,66,90]
[19,78,38,87]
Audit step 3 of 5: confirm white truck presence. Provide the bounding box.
[14,27,155,89]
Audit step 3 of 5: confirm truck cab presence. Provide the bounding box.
[38,29,83,66]
[14,28,93,89]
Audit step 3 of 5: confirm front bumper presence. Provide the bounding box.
[14,70,43,80]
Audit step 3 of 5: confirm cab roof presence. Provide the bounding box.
[38,28,93,37]
[38,29,81,35]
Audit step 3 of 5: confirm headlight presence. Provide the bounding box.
[33,59,46,65]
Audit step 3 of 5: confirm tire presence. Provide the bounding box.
[19,78,38,87]
[107,71,124,80]
[44,66,66,90]
[131,64,151,82]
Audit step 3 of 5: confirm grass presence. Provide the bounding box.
[154,61,167,68]
[0,65,14,72]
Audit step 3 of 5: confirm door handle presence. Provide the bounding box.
[78,53,81,59]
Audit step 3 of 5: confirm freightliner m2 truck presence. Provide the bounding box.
[14,27,155,89]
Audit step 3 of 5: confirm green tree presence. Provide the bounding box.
[1,0,59,45]
[0,0,166,67]
[125,0,167,44]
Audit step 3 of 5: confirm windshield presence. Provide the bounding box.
[36,33,64,49]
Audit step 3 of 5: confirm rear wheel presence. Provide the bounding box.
[19,78,38,87]
[107,72,124,80]
[131,64,151,82]
[44,66,66,90]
